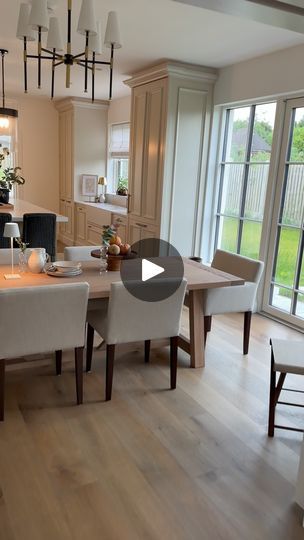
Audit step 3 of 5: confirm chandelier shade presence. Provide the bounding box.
[16,3,36,41]
[16,0,122,101]
[29,0,49,32]
[104,11,122,49]
[77,0,97,36]
[46,17,64,51]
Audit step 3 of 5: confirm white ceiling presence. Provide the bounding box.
[1,0,304,102]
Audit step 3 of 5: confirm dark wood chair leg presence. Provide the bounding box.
[55,350,62,375]
[0,360,5,422]
[106,345,115,401]
[268,346,276,437]
[243,311,252,355]
[74,347,84,405]
[170,336,178,390]
[86,323,94,373]
[204,315,212,345]
[144,340,151,363]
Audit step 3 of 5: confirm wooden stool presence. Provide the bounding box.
[268,338,304,437]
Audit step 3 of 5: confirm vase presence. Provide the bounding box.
[18,251,28,273]
[99,245,108,273]
[0,188,9,204]
[28,248,50,273]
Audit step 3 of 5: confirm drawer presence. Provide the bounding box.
[87,222,103,246]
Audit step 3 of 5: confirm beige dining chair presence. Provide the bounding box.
[0,282,89,421]
[202,250,264,354]
[86,278,187,400]
[64,245,100,261]
[0,248,20,264]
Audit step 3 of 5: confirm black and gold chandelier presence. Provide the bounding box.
[16,0,122,101]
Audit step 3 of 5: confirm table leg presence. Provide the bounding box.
[178,290,205,368]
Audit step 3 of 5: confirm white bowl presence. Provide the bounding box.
[52,261,82,273]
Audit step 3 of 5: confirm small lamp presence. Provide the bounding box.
[98,176,107,203]
[3,222,21,279]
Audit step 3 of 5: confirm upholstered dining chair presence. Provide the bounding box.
[268,339,304,436]
[64,245,101,261]
[0,213,12,248]
[86,278,187,401]
[0,248,20,264]
[202,250,264,354]
[23,213,57,261]
[0,282,89,421]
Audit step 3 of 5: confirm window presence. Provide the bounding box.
[214,103,276,259]
[108,123,130,192]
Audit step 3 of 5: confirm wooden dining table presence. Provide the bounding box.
[0,258,244,368]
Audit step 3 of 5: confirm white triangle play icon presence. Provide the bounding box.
[142,259,165,282]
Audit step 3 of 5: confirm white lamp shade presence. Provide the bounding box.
[29,0,49,32]
[89,21,102,54]
[3,223,20,238]
[104,11,122,49]
[47,17,63,50]
[16,3,36,41]
[77,0,97,36]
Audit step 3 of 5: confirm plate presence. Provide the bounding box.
[47,268,83,278]
[52,261,82,273]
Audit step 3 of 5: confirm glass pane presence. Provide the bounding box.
[218,217,238,253]
[271,284,292,313]
[274,227,300,287]
[220,164,244,216]
[244,164,269,220]
[295,293,304,318]
[290,108,304,162]
[250,103,276,162]
[225,107,250,162]
[240,221,262,259]
[299,252,304,292]
[281,165,304,226]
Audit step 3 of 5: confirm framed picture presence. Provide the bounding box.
[82,174,98,197]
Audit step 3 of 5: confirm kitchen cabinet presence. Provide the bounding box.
[74,203,113,246]
[75,203,87,244]
[58,107,74,245]
[125,61,217,256]
[112,213,128,244]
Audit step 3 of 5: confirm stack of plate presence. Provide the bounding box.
[46,261,82,277]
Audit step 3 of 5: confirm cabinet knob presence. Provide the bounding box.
[136,222,147,228]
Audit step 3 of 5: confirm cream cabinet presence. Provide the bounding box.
[112,213,128,244]
[125,62,217,256]
[74,203,113,246]
[58,108,74,245]
[75,203,87,244]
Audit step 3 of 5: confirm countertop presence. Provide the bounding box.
[74,200,128,216]
[0,199,68,223]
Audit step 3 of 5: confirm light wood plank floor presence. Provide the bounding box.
[1,312,304,540]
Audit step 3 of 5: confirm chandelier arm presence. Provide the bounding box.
[51,49,56,100]
[84,31,89,93]
[72,52,86,60]
[41,47,62,60]
[23,38,28,94]
[90,60,111,66]
[76,61,93,71]
[38,26,42,89]
[92,51,95,103]
[109,44,114,100]
[27,55,56,61]
[54,60,64,68]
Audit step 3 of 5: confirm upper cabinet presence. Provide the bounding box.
[125,61,218,256]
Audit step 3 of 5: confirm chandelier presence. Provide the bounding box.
[16,0,122,101]
[0,49,18,140]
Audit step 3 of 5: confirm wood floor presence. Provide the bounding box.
[1,312,304,539]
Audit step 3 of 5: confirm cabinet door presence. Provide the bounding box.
[65,200,74,240]
[87,223,103,246]
[141,80,166,223]
[128,220,142,246]
[128,218,158,245]
[75,205,87,244]
[65,110,74,200]
[59,199,66,235]
[129,88,147,218]
[112,213,128,244]
[59,116,66,198]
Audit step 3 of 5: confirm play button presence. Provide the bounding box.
[120,238,184,302]
[142,259,164,282]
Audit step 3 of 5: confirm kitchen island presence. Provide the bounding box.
[0,199,68,223]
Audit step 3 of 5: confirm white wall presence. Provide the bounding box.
[16,96,59,211]
[108,95,131,125]
[215,42,304,106]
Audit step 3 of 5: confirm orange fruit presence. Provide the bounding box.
[109,235,122,246]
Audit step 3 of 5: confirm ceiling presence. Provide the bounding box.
[1,0,304,102]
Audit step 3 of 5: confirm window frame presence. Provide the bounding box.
[107,122,130,194]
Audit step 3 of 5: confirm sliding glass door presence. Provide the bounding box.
[263,98,304,327]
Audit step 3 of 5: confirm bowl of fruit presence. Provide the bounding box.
[102,219,133,271]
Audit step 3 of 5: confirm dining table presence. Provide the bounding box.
[0,258,244,368]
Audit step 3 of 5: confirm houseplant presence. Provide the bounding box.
[0,147,25,204]
[116,177,128,196]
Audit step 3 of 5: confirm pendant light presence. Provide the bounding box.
[0,49,18,145]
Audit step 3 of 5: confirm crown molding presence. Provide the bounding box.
[54,97,109,112]
[124,60,218,88]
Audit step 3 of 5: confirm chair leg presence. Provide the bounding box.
[204,316,212,345]
[170,336,178,390]
[268,348,276,437]
[74,347,84,405]
[0,360,5,422]
[243,311,252,355]
[106,345,115,401]
[86,323,94,373]
[144,340,151,363]
[55,350,62,375]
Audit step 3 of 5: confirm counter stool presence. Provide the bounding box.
[268,338,304,437]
